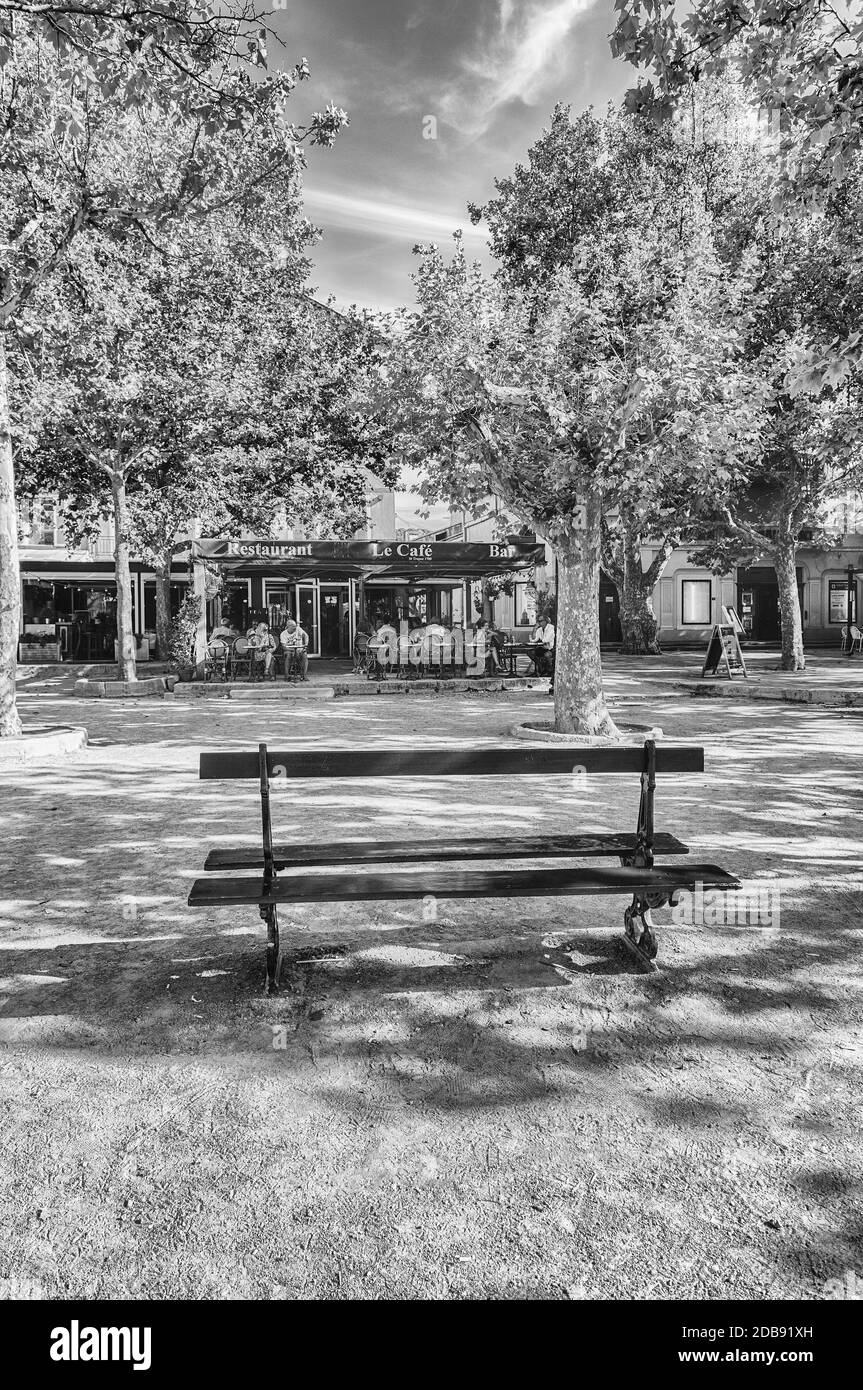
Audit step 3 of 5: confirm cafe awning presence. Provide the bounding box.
[195,537,545,580]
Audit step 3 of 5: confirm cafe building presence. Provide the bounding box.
[16,493,545,663]
[196,535,546,658]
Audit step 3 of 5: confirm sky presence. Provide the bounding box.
[266,1,632,531]
[269,0,631,313]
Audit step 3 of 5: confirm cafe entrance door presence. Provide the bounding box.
[319,584,350,657]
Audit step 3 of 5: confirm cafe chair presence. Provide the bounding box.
[282,646,302,682]
[850,625,863,656]
[205,639,229,682]
[230,637,253,681]
[353,633,371,675]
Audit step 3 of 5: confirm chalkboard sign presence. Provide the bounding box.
[701,623,748,680]
[722,605,745,635]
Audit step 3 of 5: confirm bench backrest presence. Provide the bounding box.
[199,744,704,780]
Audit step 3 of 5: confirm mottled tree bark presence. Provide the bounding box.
[619,526,665,655]
[774,536,805,671]
[553,492,620,737]
[0,331,22,737]
[111,468,137,682]
[153,550,173,663]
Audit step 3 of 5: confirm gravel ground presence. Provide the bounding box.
[0,687,861,1300]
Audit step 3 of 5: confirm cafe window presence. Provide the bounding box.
[514,582,536,628]
[681,579,712,626]
[828,580,856,624]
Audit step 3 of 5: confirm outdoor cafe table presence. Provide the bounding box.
[500,642,547,676]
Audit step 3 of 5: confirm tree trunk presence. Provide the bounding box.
[111,468,137,682]
[774,537,804,672]
[619,527,663,655]
[0,330,22,737]
[553,494,620,737]
[153,551,173,663]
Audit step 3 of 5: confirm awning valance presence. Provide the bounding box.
[194,537,544,579]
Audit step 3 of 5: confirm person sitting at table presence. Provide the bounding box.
[487,619,507,671]
[246,620,276,678]
[279,617,309,680]
[369,617,397,673]
[475,618,500,673]
[532,618,555,676]
[211,617,239,643]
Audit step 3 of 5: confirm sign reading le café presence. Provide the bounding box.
[196,537,544,577]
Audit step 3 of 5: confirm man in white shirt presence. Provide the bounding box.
[532,620,555,677]
[279,618,309,680]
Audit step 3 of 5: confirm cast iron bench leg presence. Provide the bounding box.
[621,889,672,973]
[260,902,281,993]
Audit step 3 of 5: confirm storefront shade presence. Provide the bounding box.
[195,537,545,580]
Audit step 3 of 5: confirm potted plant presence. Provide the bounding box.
[168,595,203,681]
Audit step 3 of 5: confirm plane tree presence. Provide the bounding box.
[466,101,768,658]
[362,205,761,735]
[14,208,388,671]
[0,5,346,732]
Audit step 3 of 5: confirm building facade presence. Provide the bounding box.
[17,485,863,662]
[417,498,863,648]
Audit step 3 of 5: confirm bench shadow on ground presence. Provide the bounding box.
[4,694,863,1298]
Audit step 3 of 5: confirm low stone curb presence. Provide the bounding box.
[509,720,664,744]
[168,682,334,701]
[0,724,88,763]
[331,677,544,697]
[74,675,178,699]
[683,681,863,707]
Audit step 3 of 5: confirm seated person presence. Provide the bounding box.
[532,619,555,676]
[487,619,506,670]
[475,618,500,673]
[246,621,276,677]
[369,617,397,671]
[279,618,309,680]
[211,617,239,643]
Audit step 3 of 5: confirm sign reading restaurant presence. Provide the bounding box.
[196,537,544,573]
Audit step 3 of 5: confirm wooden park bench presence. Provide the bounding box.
[187,741,740,992]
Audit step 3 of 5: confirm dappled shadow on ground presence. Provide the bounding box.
[1,692,862,1299]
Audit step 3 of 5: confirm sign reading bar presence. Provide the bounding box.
[195,538,545,572]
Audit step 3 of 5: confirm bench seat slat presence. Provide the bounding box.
[199,745,704,781]
[188,863,740,908]
[203,832,690,872]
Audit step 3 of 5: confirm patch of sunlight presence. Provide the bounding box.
[0,974,68,991]
[343,946,469,969]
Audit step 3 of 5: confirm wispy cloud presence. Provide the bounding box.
[303,187,488,243]
[439,0,599,137]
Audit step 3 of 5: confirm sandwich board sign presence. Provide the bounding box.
[701,622,748,680]
[722,604,745,634]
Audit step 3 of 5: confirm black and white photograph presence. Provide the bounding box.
[0,0,861,1355]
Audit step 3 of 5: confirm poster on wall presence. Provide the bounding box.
[829,581,855,624]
